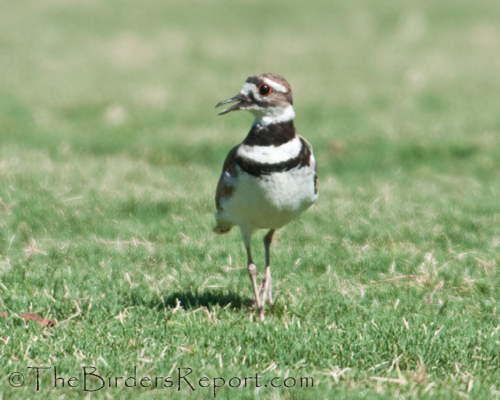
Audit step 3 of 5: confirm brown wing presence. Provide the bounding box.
[298,135,318,194]
[215,145,239,213]
[314,162,318,194]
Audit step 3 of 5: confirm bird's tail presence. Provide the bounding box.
[213,221,234,235]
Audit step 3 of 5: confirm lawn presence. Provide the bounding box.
[1,0,500,398]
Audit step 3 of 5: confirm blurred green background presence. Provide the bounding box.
[3,0,499,174]
[1,0,500,398]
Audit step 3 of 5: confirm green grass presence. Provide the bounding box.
[1,0,500,398]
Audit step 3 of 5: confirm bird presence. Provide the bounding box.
[214,73,318,320]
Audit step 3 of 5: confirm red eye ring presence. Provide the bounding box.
[258,84,272,96]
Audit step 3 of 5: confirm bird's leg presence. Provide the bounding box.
[244,233,262,316]
[264,265,273,306]
[260,229,275,307]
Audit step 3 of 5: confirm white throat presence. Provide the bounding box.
[251,104,295,126]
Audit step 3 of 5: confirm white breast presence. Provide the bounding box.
[219,157,318,231]
[236,135,302,164]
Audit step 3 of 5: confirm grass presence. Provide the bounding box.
[1,0,500,398]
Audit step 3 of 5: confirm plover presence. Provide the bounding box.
[214,73,318,320]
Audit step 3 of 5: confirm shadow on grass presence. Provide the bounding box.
[125,287,288,316]
[161,290,254,311]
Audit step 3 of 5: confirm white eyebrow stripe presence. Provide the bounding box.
[263,78,287,93]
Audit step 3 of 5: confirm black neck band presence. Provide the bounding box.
[242,120,296,147]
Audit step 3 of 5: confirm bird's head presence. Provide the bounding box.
[216,73,295,126]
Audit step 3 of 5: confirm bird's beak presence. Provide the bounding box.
[215,93,251,115]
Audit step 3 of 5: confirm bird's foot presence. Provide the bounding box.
[254,277,273,308]
[250,269,273,321]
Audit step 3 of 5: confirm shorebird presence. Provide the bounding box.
[214,73,318,320]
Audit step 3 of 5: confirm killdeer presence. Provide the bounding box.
[214,73,318,320]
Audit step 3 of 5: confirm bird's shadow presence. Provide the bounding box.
[160,289,254,311]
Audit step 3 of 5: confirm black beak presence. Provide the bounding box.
[215,93,251,115]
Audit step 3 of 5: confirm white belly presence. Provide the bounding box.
[219,163,318,230]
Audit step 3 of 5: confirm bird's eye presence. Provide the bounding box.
[258,84,272,96]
